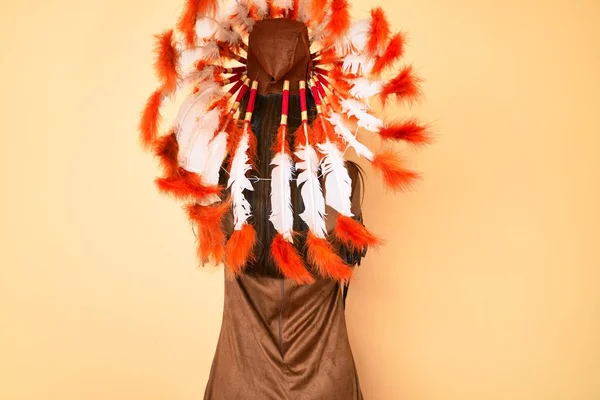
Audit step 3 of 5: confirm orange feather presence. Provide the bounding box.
[226,120,243,159]
[153,130,179,176]
[225,224,257,278]
[311,114,328,144]
[328,66,353,96]
[153,29,179,94]
[293,122,313,152]
[208,96,231,113]
[290,0,301,20]
[379,65,422,106]
[326,0,350,41]
[334,214,382,252]
[367,7,390,57]
[371,32,405,76]
[138,89,163,151]
[271,125,291,155]
[306,232,353,281]
[371,151,420,191]
[311,0,328,26]
[328,94,342,111]
[378,119,432,145]
[186,199,231,264]
[271,234,316,284]
[177,0,219,48]
[155,168,222,200]
[317,47,340,65]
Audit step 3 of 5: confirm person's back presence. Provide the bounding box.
[138,2,428,398]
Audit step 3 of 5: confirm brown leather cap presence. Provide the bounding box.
[247,18,313,94]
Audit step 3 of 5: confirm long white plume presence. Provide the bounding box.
[195,130,229,206]
[318,140,354,217]
[173,83,221,146]
[227,130,254,230]
[341,99,384,132]
[180,107,221,171]
[328,112,375,161]
[203,131,229,183]
[295,132,327,239]
[350,78,382,99]
[269,151,295,241]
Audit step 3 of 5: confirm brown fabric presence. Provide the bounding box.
[247,19,313,94]
[203,273,364,400]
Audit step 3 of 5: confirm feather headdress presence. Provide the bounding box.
[138,0,431,284]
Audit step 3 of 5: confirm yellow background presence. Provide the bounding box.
[1,0,599,399]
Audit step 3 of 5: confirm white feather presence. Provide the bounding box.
[296,0,311,23]
[294,126,327,238]
[272,0,293,10]
[214,23,242,45]
[333,19,369,55]
[348,19,370,51]
[180,107,221,171]
[269,151,295,241]
[180,42,220,68]
[173,83,221,146]
[195,17,242,46]
[310,14,331,42]
[342,53,374,75]
[194,17,218,39]
[177,42,221,84]
[178,64,220,89]
[228,0,255,32]
[251,0,269,18]
[350,78,382,99]
[198,130,229,206]
[203,131,229,182]
[227,130,254,230]
[341,98,384,132]
[327,112,375,161]
[318,140,354,217]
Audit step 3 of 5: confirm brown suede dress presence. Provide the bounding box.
[203,19,366,399]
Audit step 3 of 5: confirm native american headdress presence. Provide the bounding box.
[138,0,430,284]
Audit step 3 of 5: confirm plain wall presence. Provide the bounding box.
[1,0,599,399]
